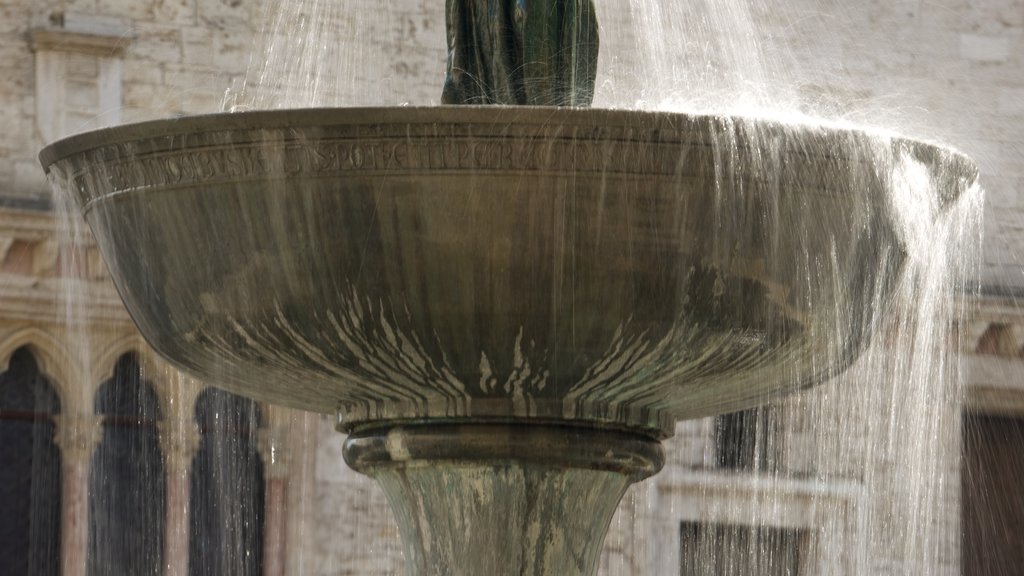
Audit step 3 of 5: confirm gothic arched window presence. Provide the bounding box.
[88,352,165,576]
[189,387,265,576]
[0,346,61,576]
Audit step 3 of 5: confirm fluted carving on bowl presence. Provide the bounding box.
[42,107,977,436]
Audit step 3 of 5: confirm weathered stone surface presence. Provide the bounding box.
[0,0,1022,575]
[344,423,662,576]
[44,107,974,440]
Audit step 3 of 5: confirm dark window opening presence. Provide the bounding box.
[680,521,807,576]
[714,407,780,472]
[189,387,265,576]
[962,413,1024,576]
[0,347,61,576]
[88,352,165,576]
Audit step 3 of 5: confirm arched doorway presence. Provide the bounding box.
[0,346,61,576]
[88,352,165,576]
[189,387,265,576]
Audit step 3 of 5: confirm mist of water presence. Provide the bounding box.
[36,0,991,575]
[219,0,990,573]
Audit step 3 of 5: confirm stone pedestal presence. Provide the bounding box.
[258,425,292,576]
[344,423,663,576]
[54,414,100,576]
[160,423,200,576]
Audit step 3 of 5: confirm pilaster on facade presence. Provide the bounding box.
[53,413,101,576]
[283,411,322,576]
[158,372,204,460]
[258,408,295,481]
[53,412,102,466]
[159,420,202,474]
[258,407,295,576]
[159,419,200,576]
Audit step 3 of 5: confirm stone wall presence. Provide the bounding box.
[0,0,1022,575]
[3,0,1021,277]
[780,0,1023,288]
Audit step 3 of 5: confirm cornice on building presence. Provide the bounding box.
[0,273,130,325]
[28,13,133,57]
[0,206,130,326]
[30,28,131,58]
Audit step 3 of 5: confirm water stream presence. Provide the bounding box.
[41,0,989,574]
[222,2,987,571]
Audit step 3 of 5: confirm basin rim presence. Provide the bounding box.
[39,106,978,185]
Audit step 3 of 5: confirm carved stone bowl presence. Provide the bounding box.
[41,107,976,438]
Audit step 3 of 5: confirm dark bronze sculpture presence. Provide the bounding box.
[442,0,598,105]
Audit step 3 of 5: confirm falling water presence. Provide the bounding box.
[221,0,988,573]
[225,0,400,110]
[38,0,990,575]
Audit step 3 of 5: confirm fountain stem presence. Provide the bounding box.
[344,423,663,576]
[442,0,599,106]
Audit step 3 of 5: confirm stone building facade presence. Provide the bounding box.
[0,0,1022,575]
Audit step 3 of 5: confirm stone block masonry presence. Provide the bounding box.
[0,0,1023,575]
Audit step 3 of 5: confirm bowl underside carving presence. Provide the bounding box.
[42,107,977,436]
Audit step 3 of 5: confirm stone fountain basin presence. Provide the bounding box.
[41,107,976,436]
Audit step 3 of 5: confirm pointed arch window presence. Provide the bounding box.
[189,387,265,576]
[0,346,62,576]
[88,352,165,576]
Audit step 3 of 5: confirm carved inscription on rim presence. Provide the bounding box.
[68,125,693,199]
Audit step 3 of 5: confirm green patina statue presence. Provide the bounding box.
[442,0,599,106]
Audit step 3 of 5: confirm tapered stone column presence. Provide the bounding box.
[159,422,200,576]
[54,414,100,576]
[258,421,292,576]
[344,423,664,576]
